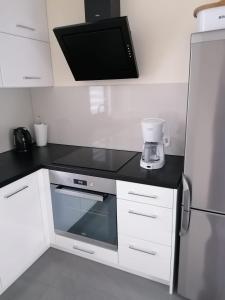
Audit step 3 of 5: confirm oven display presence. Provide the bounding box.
[74,179,87,186]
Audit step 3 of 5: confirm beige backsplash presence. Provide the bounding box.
[31,84,188,156]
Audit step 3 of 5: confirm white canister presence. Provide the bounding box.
[34,123,48,147]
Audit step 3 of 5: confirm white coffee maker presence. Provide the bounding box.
[140,118,169,170]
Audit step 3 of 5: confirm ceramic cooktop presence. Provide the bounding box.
[53,147,137,172]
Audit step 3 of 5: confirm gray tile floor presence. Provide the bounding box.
[0,248,184,300]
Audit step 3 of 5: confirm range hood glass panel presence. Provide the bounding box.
[53,17,139,81]
[63,29,130,80]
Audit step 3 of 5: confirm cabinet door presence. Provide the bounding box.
[0,0,49,42]
[0,173,49,293]
[0,33,53,87]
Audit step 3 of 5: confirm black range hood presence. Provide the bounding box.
[53,1,139,81]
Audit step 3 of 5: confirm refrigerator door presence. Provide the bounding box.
[178,209,225,300]
[184,30,225,213]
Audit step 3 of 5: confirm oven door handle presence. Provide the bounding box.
[54,186,104,202]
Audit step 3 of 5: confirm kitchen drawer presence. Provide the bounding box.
[0,0,49,42]
[118,236,171,282]
[54,235,118,265]
[117,199,173,246]
[0,33,53,87]
[116,181,174,208]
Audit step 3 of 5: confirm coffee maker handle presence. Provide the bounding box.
[163,136,170,147]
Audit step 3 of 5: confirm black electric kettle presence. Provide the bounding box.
[13,127,32,152]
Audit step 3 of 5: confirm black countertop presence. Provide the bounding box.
[0,144,184,189]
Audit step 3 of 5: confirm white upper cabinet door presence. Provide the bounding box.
[0,0,49,42]
[0,33,53,87]
[0,173,49,293]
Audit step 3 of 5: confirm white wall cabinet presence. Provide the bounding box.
[0,0,53,87]
[117,180,178,294]
[0,0,49,42]
[0,172,49,295]
[0,33,53,87]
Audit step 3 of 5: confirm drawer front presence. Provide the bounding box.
[0,33,53,87]
[117,199,173,246]
[118,236,171,282]
[55,235,118,265]
[0,0,49,42]
[116,181,174,208]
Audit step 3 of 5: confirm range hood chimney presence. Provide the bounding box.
[84,0,120,22]
[53,0,139,81]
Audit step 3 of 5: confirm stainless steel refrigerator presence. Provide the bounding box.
[178,29,225,300]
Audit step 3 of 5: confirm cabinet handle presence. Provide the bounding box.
[55,186,103,202]
[128,210,158,219]
[128,191,158,199]
[129,245,157,256]
[72,245,95,255]
[16,24,35,31]
[4,185,29,199]
[23,76,41,80]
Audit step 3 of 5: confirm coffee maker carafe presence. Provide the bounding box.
[140,118,169,170]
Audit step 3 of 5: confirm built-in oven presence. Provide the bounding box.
[49,170,118,250]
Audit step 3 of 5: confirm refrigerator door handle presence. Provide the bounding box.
[180,174,191,236]
[180,207,191,236]
[182,174,191,212]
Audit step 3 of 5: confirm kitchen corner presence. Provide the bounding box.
[1,0,223,300]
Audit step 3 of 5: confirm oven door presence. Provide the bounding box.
[51,184,118,250]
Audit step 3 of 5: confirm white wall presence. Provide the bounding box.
[0,89,34,153]
[46,0,212,86]
[31,83,187,155]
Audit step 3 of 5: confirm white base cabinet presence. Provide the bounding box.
[0,172,50,295]
[0,170,179,296]
[117,180,178,294]
[50,179,179,294]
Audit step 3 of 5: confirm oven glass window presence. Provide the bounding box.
[51,185,117,247]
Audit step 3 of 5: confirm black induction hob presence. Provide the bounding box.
[53,147,138,172]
